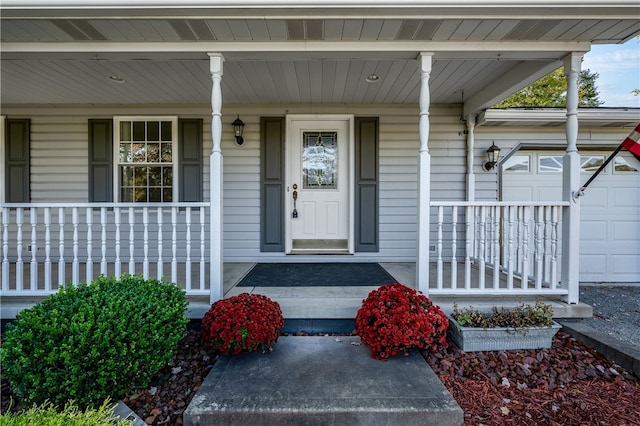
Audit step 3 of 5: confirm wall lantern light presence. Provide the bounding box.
[232,115,245,146]
[483,142,501,171]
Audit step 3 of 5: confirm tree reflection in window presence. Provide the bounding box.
[118,119,175,202]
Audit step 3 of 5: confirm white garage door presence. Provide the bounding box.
[502,150,640,283]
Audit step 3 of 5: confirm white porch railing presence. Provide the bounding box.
[1,203,211,297]
[429,201,570,296]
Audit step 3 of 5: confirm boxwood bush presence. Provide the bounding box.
[1,274,188,408]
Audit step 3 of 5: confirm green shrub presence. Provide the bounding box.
[0,400,133,426]
[1,274,188,408]
[452,301,554,330]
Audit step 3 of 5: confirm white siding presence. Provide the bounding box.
[2,103,471,263]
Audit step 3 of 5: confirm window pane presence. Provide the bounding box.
[133,166,148,187]
[120,121,131,141]
[120,166,133,186]
[134,188,147,202]
[147,143,160,162]
[614,156,640,172]
[581,155,604,173]
[148,166,162,186]
[163,188,173,202]
[133,121,145,141]
[503,155,530,172]
[121,187,133,202]
[161,121,172,141]
[162,167,172,186]
[147,121,160,141]
[539,155,563,173]
[302,131,337,189]
[132,143,146,162]
[149,188,162,202]
[119,143,132,162]
[161,142,172,162]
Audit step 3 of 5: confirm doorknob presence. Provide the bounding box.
[292,184,298,218]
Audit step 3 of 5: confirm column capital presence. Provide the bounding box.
[208,53,224,75]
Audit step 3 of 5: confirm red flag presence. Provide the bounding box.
[621,123,640,156]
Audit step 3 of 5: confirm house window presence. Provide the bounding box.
[114,117,178,202]
[503,155,530,172]
[581,155,605,173]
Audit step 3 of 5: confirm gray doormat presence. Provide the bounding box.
[236,263,396,287]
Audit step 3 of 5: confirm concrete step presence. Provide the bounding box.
[184,336,464,426]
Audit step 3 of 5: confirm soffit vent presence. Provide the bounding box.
[396,20,421,40]
[306,20,324,40]
[504,20,560,40]
[414,20,442,40]
[169,20,216,41]
[51,20,106,41]
[286,20,305,40]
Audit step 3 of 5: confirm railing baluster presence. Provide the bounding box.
[157,208,164,280]
[143,207,149,279]
[551,206,560,289]
[72,207,79,285]
[2,208,9,291]
[492,206,500,290]
[86,207,93,283]
[30,208,38,290]
[436,206,443,290]
[464,205,472,290]
[185,207,192,292]
[114,207,121,277]
[535,206,544,289]
[450,205,457,289]
[171,206,178,284]
[100,208,107,276]
[521,206,530,289]
[507,206,515,290]
[44,208,52,291]
[58,208,65,286]
[16,208,24,291]
[200,207,206,291]
[478,206,486,290]
[129,207,135,275]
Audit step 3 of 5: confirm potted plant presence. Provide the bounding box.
[449,301,561,352]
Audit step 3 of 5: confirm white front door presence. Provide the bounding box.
[285,115,354,254]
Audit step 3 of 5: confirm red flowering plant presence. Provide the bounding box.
[355,283,449,361]
[201,293,285,355]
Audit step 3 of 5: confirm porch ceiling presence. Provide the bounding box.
[1,5,639,110]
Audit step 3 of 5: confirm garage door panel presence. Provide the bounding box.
[503,187,532,201]
[581,187,608,208]
[580,254,607,274]
[612,255,640,274]
[613,220,639,240]
[612,187,640,207]
[580,220,607,240]
[536,186,561,201]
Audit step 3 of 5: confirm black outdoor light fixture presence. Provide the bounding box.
[483,142,501,171]
[232,115,245,146]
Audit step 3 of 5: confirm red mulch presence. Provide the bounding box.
[2,330,640,425]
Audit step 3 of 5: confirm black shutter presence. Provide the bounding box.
[178,119,203,202]
[260,117,285,252]
[88,119,113,202]
[5,119,30,202]
[355,117,379,252]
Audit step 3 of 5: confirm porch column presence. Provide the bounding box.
[561,53,582,304]
[416,53,433,294]
[209,53,224,303]
[465,114,476,202]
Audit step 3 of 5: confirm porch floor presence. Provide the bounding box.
[1,262,592,321]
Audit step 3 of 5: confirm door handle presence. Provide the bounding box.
[292,184,298,218]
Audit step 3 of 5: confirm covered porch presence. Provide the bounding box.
[2,1,638,320]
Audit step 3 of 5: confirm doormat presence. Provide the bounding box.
[236,263,397,287]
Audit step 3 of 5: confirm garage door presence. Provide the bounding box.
[502,150,640,283]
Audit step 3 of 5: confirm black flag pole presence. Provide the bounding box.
[573,144,624,200]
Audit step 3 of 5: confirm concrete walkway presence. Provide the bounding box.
[184,336,464,426]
